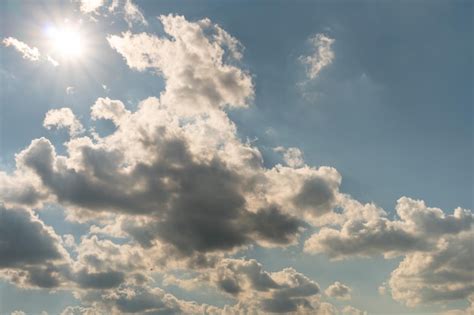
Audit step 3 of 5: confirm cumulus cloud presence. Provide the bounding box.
[274,146,305,168]
[305,196,473,307]
[300,33,334,80]
[44,108,85,136]
[389,230,474,307]
[304,197,472,259]
[3,37,40,61]
[91,97,130,125]
[6,14,340,257]
[107,15,254,113]
[325,281,352,300]
[1,12,471,314]
[166,258,322,313]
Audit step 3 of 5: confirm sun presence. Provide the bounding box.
[45,25,84,59]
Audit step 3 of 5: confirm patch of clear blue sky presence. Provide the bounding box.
[0,0,472,313]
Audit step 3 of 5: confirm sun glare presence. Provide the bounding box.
[46,25,84,59]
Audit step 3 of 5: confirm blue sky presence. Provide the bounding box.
[0,1,472,314]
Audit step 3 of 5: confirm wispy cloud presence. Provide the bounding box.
[300,33,335,80]
[2,37,40,61]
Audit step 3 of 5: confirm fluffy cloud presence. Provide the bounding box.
[90,97,130,125]
[1,12,470,314]
[325,281,352,300]
[304,197,472,259]
[107,15,254,113]
[389,230,474,307]
[305,196,473,307]
[165,258,322,313]
[5,15,340,256]
[2,37,40,61]
[300,34,334,80]
[44,108,85,136]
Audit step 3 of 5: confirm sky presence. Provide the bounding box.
[0,0,472,314]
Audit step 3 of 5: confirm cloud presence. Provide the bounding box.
[1,12,470,313]
[66,86,76,95]
[2,37,40,61]
[300,33,334,80]
[304,197,472,259]
[0,205,68,288]
[44,108,85,136]
[325,281,352,300]
[76,0,146,27]
[389,230,474,307]
[274,146,305,168]
[167,258,322,313]
[305,196,473,306]
[77,0,105,13]
[60,306,96,315]
[91,97,130,125]
[439,294,474,315]
[123,0,147,27]
[107,15,254,113]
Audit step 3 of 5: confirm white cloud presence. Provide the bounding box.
[43,108,84,136]
[2,37,40,61]
[325,281,352,300]
[77,0,106,13]
[300,33,335,80]
[90,97,130,125]
[66,86,76,95]
[389,230,474,307]
[304,197,472,259]
[107,15,253,113]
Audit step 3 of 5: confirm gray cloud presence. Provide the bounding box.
[0,205,68,288]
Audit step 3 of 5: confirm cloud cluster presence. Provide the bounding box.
[0,10,470,314]
[305,196,473,306]
[4,15,340,260]
[0,14,349,313]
